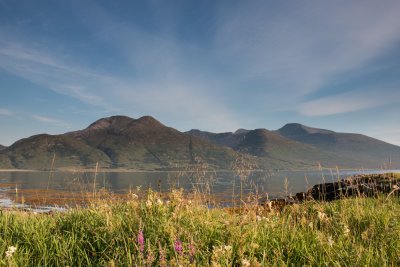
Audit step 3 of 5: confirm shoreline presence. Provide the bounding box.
[1,167,399,173]
[0,169,40,172]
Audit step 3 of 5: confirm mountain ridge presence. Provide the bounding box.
[187,123,400,168]
[1,116,399,170]
[276,123,400,166]
[0,116,238,170]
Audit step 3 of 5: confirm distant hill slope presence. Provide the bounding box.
[3,134,110,169]
[187,128,360,168]
[276,123,400,167]
[0,144,5,150]
[0,116,237,170]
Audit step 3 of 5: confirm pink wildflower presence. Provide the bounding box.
[174,239,183,255]
[137,229,145,252]
[189,243,196,263]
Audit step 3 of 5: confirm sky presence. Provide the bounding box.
[1,0,400,146]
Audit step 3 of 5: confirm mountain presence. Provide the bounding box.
[276,123,400,167]
[67,116,237,169]
[2,134,110,170]
[186,129,246,148]
[1,117,399,170]
[0,143,13,169]
[187,128,358,168]
[0,116,237,170]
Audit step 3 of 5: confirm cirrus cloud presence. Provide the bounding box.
[0,108,12,116]
[299,89,400,117]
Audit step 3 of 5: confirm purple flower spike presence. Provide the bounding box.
[174,239,183,255]
[137,229,145,252]
[189,243,196,263]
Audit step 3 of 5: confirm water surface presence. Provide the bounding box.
[0,169,398,210]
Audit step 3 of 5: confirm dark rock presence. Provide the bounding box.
[258,174,400,210]
[307,174,400,201]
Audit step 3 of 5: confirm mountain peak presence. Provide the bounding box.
[86,116,134,131]
[278,123,334,136]
[234,129,250,135]
[84,115,164,132]
[136,115,163,127]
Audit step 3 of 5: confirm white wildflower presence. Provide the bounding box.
[317,211,328,221]
[256,215,268,222]
[146,199,152,208]
[241,258,251,267]
[5,246,17,258]
[327,236,334,247]
[223,245,232,251]
[156,199,163,206]
[343,225,350,236]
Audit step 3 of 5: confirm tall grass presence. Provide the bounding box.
[1,189,400,266]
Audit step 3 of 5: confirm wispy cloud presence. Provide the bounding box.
[0,43,113,108]
[0,1,241,132]
[32,115,70,128]
[0,38,239,132]
[214,1,400,106]
[0,108,12,116]
[0,0,399,135]
[299,88,400,117]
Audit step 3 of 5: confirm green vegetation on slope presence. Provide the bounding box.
[3,134,111,170]
[277,123,400,167]
[1,192,400,266]
[0,116,238,170]
[188,128,365,169]
[2,116,400,170]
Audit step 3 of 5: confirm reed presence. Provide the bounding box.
[1,188,399,266]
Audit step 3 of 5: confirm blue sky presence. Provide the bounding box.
[1,0,400,146]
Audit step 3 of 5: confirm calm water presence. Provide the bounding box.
[0,169,399,209]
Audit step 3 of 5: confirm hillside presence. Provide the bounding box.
[277,123,400,167]
[1,117,399,170]
[0,116,238,170]
[66,116,238,169]
[187,129,248,148]
[187,128,359,168]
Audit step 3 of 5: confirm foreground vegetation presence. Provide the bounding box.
[1,189,400,266]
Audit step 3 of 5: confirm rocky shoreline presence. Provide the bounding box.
[261,173,400,210]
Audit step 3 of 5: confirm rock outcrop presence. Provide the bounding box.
[260,173,400,209]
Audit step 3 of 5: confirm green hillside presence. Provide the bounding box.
[277,123,400,167]
[1,117,399,170]
[2,134,111,170]
[0,116,238,170]
[187,128,360,169]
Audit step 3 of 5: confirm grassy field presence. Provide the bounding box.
[1,188,400,266]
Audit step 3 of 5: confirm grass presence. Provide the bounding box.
[1,188,400,266]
